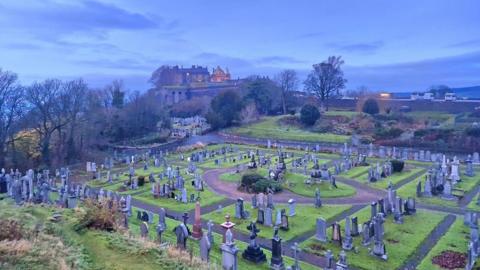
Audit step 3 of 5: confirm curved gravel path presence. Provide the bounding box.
[203,168,386,205]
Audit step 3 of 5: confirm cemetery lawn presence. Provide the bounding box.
[300,206,446,270]
[225,116,350,143]
[398,172,480,208]
[133,182,225,212]
[128,207,319,270]
[284,175,356,198]
[202,203,351,242]
[339,165,370,179]
[356,167,426,189]
[467,196,480,211]
[416,218,468,270]
[324,110,358,118]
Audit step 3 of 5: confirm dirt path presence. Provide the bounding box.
[203,168,386,205]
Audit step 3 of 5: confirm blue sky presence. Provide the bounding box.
[0,0,479,92]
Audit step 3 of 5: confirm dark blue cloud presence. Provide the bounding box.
[327,41,384,54]
[0,0,164,38]
[256,56,306,65]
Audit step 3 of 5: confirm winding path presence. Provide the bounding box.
[202,167,386,205]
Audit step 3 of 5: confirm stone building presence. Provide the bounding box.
[151,65,231,87]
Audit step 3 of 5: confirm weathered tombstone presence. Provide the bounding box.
[394,197,403,224]
[257,208,265,224]
[331,222,342,244]
[270,227,285,270]
[221,229,239,270]
[314,188,322,208]
[140,222,149,238]
[290,243,301,270]
[336,250,348,270]
[242,221,267,263]
[207,220,214,245]
[173,223,190,250]
[371,214,388,260]
[342,216,353,250]
[362,222,371,246]
[265,207,273,227]
[325,249,335,270]
[351,216,359,237]
[252,194,257,209]
[156,208,166,243]
[315,218,327,242]
[288,198,296,217]
[199,234,211,262]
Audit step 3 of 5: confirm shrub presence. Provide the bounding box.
[362,98,379,115]
[138,176,145,187]
[74,199,120,232]
[300,104,320,126]
[465,126,480,137]
[374,127,403,140]
[253,179,283,193]
[391,160,405,173]
[241,173,264,187]
[206,111,227,130]
[0,219,23,241]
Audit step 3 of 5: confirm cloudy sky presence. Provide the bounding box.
[0,0,479,92]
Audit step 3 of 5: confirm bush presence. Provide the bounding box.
[74,199,121,232]
[374,127,403,140]
[241,173,264,187]
[300,104,320,126]
[362,98,379,115]
[0,219,23,241]
[253,179,283,193]
[391,160,405,173]
[206,111,227,130]
[465,126,480,137]
[138,176,145,187]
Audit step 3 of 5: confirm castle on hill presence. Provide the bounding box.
[151,65,231,86]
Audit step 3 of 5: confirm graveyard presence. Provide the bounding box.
[2,136,480,270]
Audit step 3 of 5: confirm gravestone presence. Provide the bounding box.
[336,250,348,270]
[265,207,273,227]
[173,223,190,250]
[257,208,265,225]
[315,188,322,208]
[140,222,149,238]
[270,227,285,270]
[315,218,327,242]
[199,234,211,262]
[342,216,353,250]
[288,198,296,216]
[351,216,359,237]
[221,229,239,270]
[362,222,371,246]
[242,222,267,263]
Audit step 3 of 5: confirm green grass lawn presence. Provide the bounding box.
[218,167,356,198]
[128,207,319,270]
[133,181,225,212]
[417,218,467,270]
[398,171,480,208]
[284,172,356,198]
[324,110,359,118]
[202,202,351,242]
[300,206,446,270]
[356,167,426,189]
[339,165,371,179]
[225,115,350,143]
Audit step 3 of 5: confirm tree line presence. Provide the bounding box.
[0,70,170,169]
[206,56,347,129]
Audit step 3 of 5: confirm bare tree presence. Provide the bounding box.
[26,79,69,166]
[0,70,25,167]
[62,79,88,163]
[275,69,298,114]
[304,56,347,110]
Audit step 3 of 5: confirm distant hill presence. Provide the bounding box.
[451,86,480,98]
[391,85,480,99]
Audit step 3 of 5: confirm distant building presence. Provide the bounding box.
[210,66,231,82]
[411,92,434,100]
[444,92,457,101]
[151,65,231,87]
